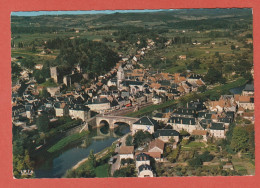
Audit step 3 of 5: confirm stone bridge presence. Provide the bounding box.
[96,115,139,130]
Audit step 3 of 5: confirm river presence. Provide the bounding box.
[34,125,130,178]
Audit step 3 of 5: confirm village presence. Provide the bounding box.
[12,36,255,178]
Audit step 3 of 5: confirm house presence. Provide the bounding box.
[107,78,117,87]
[179,55,187,60]
[12,105,26,118]
[192,130,208,142]
[242,112,254,123]
[132,116,159,135]
[209,99,236,112]
[54,102,69,117]
[237,107,245,115]
[138,164,154,177]
[209,122,225,139]
[86,97,111,113]
[223,163,234,170]
[69,104,91,121]
[142,152,162,162]
[154,129,180,143]
[167,116,197,133]
[237,95,254,110]
[119,146,134,160]
[35,64,43,70]
[242,84,254,96]
[187,74,203,83]
[136,153,150,168]
[25,104,34,119]
[153,113,170,123]
[172,108,197,118]
[148,138,165,154]
[152,95,163,104]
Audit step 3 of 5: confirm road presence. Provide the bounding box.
[104,102,153,116]
[110,132,131,175]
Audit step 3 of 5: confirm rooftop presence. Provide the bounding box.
[133,116,159,127]
[154,129,180,137]
[119,146,134,155]
[149,138,165,150]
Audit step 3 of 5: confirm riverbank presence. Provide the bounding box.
[47,130,90,153]
[66,132,131,178]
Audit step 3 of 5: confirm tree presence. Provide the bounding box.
[223,64,233,74]
[198,85,207,92]
[199,151,214,162]
[188,157,202,167]
[11,62,22,79]
[88,149,97,168]
[167,145,181,163]
[36,114,49,133]
[204,67,223,84]
[179,130,190,137]
[113,166,136,177]
[231,126,249,152]
[31,45,36,52]
[39,88,50,98]
[125,135,133,146]
[133,130,153,148]
[21,57,36,70]
[245,124,255,158]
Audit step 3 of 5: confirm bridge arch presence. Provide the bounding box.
[96,116,139,130]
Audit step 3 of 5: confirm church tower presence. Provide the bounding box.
[117,65,125,88]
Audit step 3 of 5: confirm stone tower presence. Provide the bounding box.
[50,67,59,83]
[117,65,125,88]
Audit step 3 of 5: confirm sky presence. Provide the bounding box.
[11,9,172,16]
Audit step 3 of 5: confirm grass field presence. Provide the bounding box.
[95,164,109,177]
[231,155,255,175]
[40,79,58,87]
[182,141,205,151]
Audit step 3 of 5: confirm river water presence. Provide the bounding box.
[34,125,130,178]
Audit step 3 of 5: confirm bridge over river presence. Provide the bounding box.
[96,115,139,130]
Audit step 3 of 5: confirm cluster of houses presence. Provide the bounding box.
[116,137,165,177]
[12,38,207,128]
[112,83,254,176]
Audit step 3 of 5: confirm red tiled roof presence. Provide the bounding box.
[239,96,251,103]
[136,152,161,159]
[119,146,134,154]
[96,82,103,87]
[192,130,207,136]
[149,138,165,150]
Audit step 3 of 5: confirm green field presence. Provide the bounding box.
[95,164,110,177]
